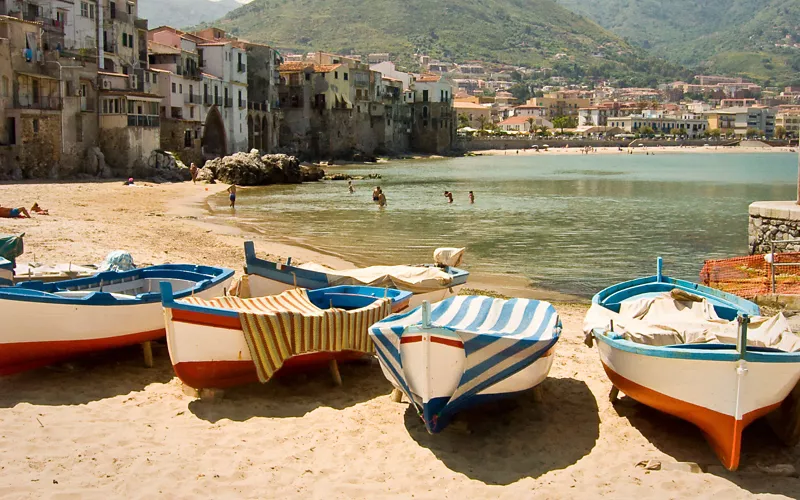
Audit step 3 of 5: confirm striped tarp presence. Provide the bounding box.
[369,295,561,421]
[181,289,392,383]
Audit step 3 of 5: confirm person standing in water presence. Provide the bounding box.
[469,191,475,204]
[378,190,387,207]
[227,184,237,208]
[444,191,454,203]
[372,186,382,203]
[348,180,355,194]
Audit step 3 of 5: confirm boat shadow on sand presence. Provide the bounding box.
[188,359,394,422]
[613,396,800,496]
[0,342,175,407]
[403,377,600,485]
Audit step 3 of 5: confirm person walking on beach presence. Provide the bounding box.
[227,184,237,208]
[190,163,198,184]
[444,191,453,203]
[469,191,475,204]
[372,186,382,203]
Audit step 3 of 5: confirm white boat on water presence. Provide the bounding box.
[370,295,561,433]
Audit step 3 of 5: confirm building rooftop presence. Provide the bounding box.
[148,41,180,55]
[454,101,489,110]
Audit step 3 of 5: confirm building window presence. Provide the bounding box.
[153,74,157,84]
[190,107,194,119]
[305,73,310,81]
[122,33,127,46]
[81,2,89,17]
[127,2,133,14]
[179,84,183,93]
[1,76,7,97]
[343,73,348,81]
[334,71,338,79]
[172,82,176,93]
[32,119,39,134]
[145,72,150,83]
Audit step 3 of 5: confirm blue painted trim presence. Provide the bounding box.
[593,330,800,363]
[160,283,411,319]
[244,240,470,290]
[0,265,234,306]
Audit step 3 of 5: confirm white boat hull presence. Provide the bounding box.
[597,338,800,470]
[0,278,230,375]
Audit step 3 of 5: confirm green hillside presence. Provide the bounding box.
[554,0,800,84]
[207,0,687,84]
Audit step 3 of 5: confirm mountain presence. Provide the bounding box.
[138,0,249,29]
[554,0,800,84]
[206,0,687,85]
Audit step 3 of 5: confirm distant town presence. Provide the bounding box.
[1,0,799,179]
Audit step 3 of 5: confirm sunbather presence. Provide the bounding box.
[31,202,49,215]
[0,206,31,218]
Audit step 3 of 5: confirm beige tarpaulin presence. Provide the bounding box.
[297,263,455,294]
[583,289,800,352]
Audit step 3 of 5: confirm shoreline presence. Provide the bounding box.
[1,179,799,497]
[471,145,797,156]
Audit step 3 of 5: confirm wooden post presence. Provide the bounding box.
[532,385,544,403]
[142,341,154,368]
[390,388,403,403]
[609,386,620,403]
[329,359,342,386]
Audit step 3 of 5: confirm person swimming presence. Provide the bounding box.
[468,191,474,204]
[227,184,237,208]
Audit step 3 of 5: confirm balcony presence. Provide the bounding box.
[238,62,246,73]
[185,93,202,105]
[134,18,148,30]
[36,17,65,34]
[102,42,117,54]
[13,94,62,110]
[109,9,130,23]
[127,115,160,127]
[214,95,222,106]
[224,97,233,108]
[238,99,247,108]
[139,50,147,63]
[204,94,212,105]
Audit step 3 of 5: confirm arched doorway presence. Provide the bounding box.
[202,106,227,159]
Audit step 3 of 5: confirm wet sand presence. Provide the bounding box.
[0,181,798,498]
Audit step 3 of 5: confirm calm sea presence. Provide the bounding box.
[209,152,797,297]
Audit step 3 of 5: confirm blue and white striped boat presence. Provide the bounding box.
[369,295,561,433]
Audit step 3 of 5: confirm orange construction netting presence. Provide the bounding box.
[700,253,800,299]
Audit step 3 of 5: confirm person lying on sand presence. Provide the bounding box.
[0,206,31,218]
[31,202,49,215]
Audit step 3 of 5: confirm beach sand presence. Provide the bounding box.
[1,181,799,498]
[474,145,796,157]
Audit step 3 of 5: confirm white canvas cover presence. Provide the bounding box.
[583,289,800,352]
[434,247,465,267]
[297,263,454,294]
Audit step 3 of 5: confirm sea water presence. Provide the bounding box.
[210,152,797,297]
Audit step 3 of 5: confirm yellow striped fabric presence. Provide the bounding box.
[180,289,393,383]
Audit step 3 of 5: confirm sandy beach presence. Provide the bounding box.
[1,180,799,498]
[475,145,797,157]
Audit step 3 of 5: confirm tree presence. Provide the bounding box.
[669,127,682,137]
[776,126,788,139]
[537,125,550,137]
[639,126,655,136]
[477,114,490,132]
[527,117,536,135]
[552,116,574,133]
[709,128,721,139]
[746,128,761,138]
[458,113,470,129]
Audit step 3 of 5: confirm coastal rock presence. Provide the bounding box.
[201,151,308,186]
[301,164,325,182]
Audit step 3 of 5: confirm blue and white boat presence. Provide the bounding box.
[243,241,470,308]
[0,264,234,375]
[0,257,12,285]
[370,295,561,433]
[586,257,800,471]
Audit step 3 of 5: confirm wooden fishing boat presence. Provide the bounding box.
[586,258,800,470]
[0,264,234,375]
[370,295,561,433]
[0,257,12,285]
[243,241,469,308]
[161,283,412,390]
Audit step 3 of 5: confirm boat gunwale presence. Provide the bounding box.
[0,265,235,306]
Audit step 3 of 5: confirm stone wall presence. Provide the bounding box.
[14,112,62,179]
[99,116,160,177]
[160,118,203,166]
[749,201,800,254]
[410,102,455,154]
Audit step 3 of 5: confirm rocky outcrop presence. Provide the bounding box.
[197,150,320,186]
